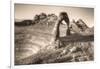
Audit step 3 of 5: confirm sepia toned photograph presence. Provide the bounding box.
[14,3,94,65]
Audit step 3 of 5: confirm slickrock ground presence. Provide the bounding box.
[15,24,94,65]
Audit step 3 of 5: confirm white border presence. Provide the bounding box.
[11,0,14,68]
[13,0,95,8]
[11,0,95,69]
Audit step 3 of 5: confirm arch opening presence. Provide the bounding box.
[55,12,71,39]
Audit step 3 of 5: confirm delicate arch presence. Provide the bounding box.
[56,12,70,38]
[51,12,70,42]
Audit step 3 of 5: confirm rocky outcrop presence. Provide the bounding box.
[70,19,94,35]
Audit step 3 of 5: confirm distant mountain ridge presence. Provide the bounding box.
[15,19,32,22]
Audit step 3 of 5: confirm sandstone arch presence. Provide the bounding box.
[52,12,70,40]
[49,12,70,48]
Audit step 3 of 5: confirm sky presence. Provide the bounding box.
[15,4,94,27]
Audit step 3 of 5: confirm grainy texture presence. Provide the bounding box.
[15,13,94,65]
